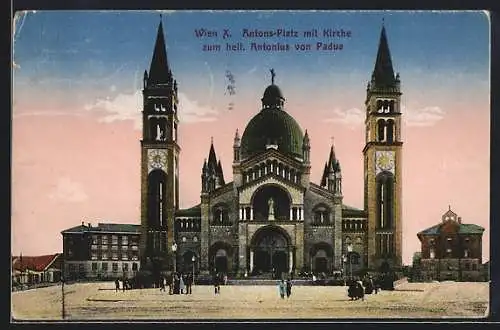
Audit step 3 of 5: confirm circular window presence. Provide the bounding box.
[182,237,187,242]
[193,236,198,242]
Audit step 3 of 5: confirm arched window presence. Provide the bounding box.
[386,119,395,143]
[349,252,360,264]
[376,172,394,229]
[313,205,330,225]
[213,204,229,225]
[377,119,385,142]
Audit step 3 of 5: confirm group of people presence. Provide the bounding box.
[160,272,194,295]
[114,278,131,292]
[347,276,380,301]
[277,278,293,299]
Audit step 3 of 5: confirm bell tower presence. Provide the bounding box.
[363,23,403,270]
[139,18,180,273]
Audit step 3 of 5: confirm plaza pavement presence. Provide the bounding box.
[11,280,489,321]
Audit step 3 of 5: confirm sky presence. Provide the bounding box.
[11,10,490,265]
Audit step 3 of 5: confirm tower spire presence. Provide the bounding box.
[371,23,396,88]
[148,18,171,85]
[208,138,217,168]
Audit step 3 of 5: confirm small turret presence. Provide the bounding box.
[302,130,310,163]
[233,129,241,162]
[143,70,148,88]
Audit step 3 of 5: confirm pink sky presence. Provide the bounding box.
[11,92,490,265]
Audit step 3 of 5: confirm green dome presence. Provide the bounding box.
[240,87,304,160]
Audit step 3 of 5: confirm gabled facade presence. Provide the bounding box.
[416,207,485,281]
[138,20,404,278]
[12,253,63,284]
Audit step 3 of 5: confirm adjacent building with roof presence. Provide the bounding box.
[11,253,63,285]
[138,20,404,278]
[61,222,140,280]
[415,207,485,281]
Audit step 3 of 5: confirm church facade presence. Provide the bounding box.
[139,21,403,277]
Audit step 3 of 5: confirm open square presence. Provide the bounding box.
[12,281,489,320]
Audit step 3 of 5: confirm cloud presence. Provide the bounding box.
[323,105,445,128]
[13,111,87,119]
[49,177,88,203]
[403,106,445,127]
[324,107,365,128]
[178,93,219,123]
[84,90,219,130]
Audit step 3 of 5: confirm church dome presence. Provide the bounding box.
[240,84,304,160]
[263,84,284,101]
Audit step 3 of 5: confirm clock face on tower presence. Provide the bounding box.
[375,151,395,174]
[148,149,167,170]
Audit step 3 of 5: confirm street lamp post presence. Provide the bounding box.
[342,255,347,285]
[171,243,177,274]
[192,255,196,285]
[347,243,353,280]
[61,257,66,320]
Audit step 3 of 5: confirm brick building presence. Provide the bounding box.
[139,20,404,278]
[416,207,485,281]
[61,222,141,280]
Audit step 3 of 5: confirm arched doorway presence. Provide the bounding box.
[181,250,198,274]
[209,242,233,275]
[214,249,228,273]
[251,226,292,277]
[310,242,333,274]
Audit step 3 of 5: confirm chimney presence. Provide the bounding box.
[88,223,91,228]
[81,221,84,226]
[458,217,462,224]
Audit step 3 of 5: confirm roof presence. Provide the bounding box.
[12,254,61,272]
[61,223,140,234]
[147,20,171,85]
[418,222,485,236]
[240,105,304,160]
[175,204,201,217]
[342,204,367,217]
[371,25,397,89]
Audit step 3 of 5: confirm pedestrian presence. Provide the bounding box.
[186,273,193,294]
[286,278,292,298]
[173,273,180,294]
[213,272,220,295]
[223,273,228,285]
[356,278,365,301]
[278,279,286,299]
[160,276,166,292]
[179,273,185,294]
[115,278,120,292]
[122,278,126,292]
[168,273,173,295]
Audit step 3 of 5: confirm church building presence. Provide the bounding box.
[139,20,404,278]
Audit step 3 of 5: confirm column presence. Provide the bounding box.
[250,208,254,221]
[250,249,254,272]
[289,208,293,221]
[239,208,243,220]
[289,249,293,273]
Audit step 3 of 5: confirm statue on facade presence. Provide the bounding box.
[268,197,275,221]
